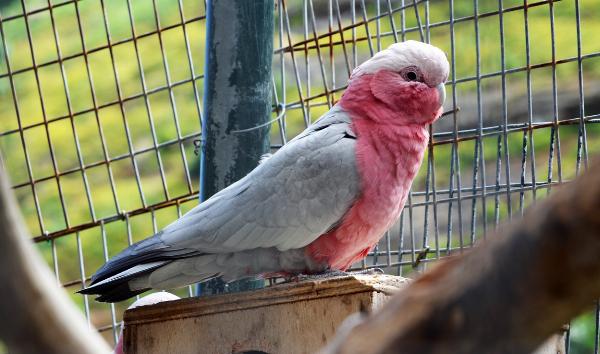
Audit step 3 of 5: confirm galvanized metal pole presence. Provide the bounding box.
[199,0,274,295]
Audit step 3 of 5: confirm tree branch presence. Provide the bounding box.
[0,162,111,354]
[323,159,600,354]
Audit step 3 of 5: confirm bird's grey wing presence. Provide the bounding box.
[161,105,360,252]
[86,105,359,287]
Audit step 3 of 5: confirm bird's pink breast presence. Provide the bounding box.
[306,74,432,270]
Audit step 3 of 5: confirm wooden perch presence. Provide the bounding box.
[123,274,409,354]
[0,162,111,354]
[322,159,600,354]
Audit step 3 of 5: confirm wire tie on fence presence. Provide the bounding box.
[412,246,430,269]
[193,139,202,156]
[441,106,460,117]
[231,103,286,134]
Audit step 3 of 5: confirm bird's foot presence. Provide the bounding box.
[285,268,384,283]
[284,269,349,283]
[310,269,351,279]
[346,267,385,276]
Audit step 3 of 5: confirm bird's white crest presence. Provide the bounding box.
[350,40,449,86]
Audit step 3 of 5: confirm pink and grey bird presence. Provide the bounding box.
[81,41,449,302]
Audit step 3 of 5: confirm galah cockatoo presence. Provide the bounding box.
[113,292,180,354]
[81,40,449,302]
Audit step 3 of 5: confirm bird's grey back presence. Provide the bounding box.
[159,105,361,254]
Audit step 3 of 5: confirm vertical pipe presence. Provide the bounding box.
[199,0,274,295]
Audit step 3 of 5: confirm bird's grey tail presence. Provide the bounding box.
[79,234,202,302]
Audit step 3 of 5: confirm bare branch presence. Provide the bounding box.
[322,159,600,354]
[0,162,111,354]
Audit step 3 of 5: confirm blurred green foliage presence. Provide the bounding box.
[0,0,599,348]
[571,309,599,354]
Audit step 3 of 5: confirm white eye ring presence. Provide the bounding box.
[400,66,422,82]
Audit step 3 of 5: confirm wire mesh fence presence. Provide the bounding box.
[1,0,599,351]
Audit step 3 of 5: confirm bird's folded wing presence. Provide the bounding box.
[160,106,361,253]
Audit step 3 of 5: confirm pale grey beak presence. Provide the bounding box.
[436,83,446,107]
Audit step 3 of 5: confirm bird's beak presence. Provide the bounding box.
[436,83,446,107]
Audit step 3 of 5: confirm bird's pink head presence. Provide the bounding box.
[344,40,449,126]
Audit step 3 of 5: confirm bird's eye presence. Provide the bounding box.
[399,66,422,82]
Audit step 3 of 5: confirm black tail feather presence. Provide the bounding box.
[79,261,166,303]
[88,234,202,286]
[95,284,150,303]
[80,232,203,302]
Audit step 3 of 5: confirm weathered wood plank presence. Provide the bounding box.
[124,274,408,354]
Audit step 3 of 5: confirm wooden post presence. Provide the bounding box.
[123,275,409,354]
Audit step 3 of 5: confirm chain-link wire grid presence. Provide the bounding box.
[1,0,599,350]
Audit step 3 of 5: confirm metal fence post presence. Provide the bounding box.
[198,0,274,295]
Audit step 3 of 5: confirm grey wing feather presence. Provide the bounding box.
[161,105,360,252]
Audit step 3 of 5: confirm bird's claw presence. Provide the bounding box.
[347,267,385,276]
[284,268,384,283]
